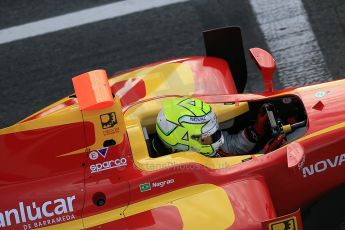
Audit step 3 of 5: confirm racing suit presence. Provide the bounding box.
[217,104,268,157]
[219,129,257,156]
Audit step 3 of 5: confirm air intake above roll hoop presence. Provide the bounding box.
[72,69,114,111]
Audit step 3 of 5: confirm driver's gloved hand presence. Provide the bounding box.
[264,134,286,153]
[244,105,268,143]
[253,105,268,139]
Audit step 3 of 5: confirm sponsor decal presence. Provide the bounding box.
[269,216,297,230]
[282,97,292,104]
[302,153,345,178]
[190,117,206,122]
[0,195,76,229]
[88,147,109,160]
[102,127,120,136]
[90,157,127,173]
[139,179,175,192]
[314,90,329,98]
[297,154,306,170]
[100,112,117,129]
[241,157,252,162]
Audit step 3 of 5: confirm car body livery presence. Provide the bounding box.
[1,27,344,229]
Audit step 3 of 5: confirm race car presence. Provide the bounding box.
[0,26,344,229]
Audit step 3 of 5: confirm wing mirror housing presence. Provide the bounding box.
[72,70,114,111]
[249,48,276,93]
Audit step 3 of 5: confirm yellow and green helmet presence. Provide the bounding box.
[156,98,224,157]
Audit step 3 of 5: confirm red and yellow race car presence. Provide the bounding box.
[1,27,344,229]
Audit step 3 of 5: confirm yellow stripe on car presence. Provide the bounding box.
[41,184,234,229]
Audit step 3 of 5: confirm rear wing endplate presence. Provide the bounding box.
[203,26,247,93]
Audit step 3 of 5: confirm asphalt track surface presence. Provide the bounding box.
[0,0,344,228]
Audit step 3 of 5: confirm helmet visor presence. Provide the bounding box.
[193,129,222,145]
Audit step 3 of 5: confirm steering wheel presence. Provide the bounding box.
[263,103,283,137]
[262,103,286,153]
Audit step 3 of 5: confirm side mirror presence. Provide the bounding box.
[72,69,114,111]
[249,48,276,93]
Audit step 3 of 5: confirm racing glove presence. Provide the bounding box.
[243,105,268,143]
[264,134,286,153]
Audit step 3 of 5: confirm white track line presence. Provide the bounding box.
[248,0,332,87]
[0,0,189,45]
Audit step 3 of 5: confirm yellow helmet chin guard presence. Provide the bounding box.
[156,98,224,157]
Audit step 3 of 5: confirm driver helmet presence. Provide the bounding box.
[156,97,224,157]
